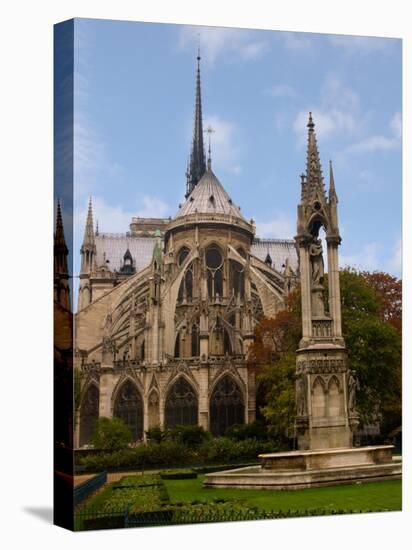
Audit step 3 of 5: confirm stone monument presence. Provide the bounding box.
[204,114,401,489]
[294,112,359,450]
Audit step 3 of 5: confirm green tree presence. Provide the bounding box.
[258,352,296,445]
[91,417,133,451]
[251,268,402,440]
[339,269,402,433]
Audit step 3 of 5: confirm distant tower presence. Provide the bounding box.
[54,200,71,310]
[294,113,358,450]
[185,51,206,198]
[78,197,96,310]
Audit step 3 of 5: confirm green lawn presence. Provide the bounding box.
[163,475,402,513]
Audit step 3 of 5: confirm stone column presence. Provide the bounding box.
[298,243,312,340]
[326,239,342,338]
[198,366,209,430]
[99,371,115,418]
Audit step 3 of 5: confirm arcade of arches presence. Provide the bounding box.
[79,374,247,442]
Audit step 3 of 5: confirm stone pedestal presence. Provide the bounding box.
[203,446,401,490]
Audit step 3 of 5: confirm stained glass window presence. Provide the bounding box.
[79,384,99,447]
[113,380,144,441]
[165,377,198,428]
[210,375,244,436]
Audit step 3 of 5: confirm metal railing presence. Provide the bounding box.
[74,471,107,507]
[75,505,378,531]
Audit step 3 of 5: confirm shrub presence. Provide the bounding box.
[225,422,268,441]
[145,425,164,443]
[164,425,211,447]
[91,417,133,451]
[197,437,275,464]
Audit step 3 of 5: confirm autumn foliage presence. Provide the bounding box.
[249,269,402,442]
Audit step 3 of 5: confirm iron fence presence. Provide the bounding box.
[74,471,107,507]
[75,506,377,531]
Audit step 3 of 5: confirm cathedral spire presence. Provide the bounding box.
[80,197,96,274]
[304,112,326,203]
[328,159,338,203]
[54,199,68,274]
[55,200,67,249]
[83,197,95,247]
[185,50,206,198]
[54,199,70,309]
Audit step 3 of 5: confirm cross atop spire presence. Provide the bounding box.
[205,124,215,171]
[303,112,326,203]
[185,51,206,198]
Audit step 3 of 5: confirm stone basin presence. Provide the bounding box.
[203,446,401,490]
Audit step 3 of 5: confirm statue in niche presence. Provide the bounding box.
[296,374,307,416]
[103,312,112,335]
[309,238,324,286]
[347,370,359,413]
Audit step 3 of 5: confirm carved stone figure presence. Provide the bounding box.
[347,370,358,413]
[296,374,307,416]
[309,238,324,286]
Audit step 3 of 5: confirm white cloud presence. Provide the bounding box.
[280,32,313,53]
[75,195,171,237]
[293,107,357,142]
[178,26,269,66]
[343,111,401,155]
[135,196,172,219]
[204,114,241,174]
[256,214,295,239]
[344,135,398,154]
[268,84,297,99]
[321,73,360,112]
[339,238,401,276]
[293,74,361,143]
[328,35,398,56]
[390,112,402,139]
[340,242,380,272]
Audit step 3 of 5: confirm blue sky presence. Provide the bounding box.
[71,18,402,277]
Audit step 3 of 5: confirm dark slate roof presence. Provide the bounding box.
[95,234,155,273]
[251,239,298,273]
[95,234,298,277]
[176,168,246,221]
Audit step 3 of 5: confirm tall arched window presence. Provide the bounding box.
[177,247,193,303]
[206,246,223,299]
[174,332,180,358]
[79,384,99,447]
[230,260,245,298]
[113,380,143,441]
[165,377,198,428]
[191,323,199,357]
[209,375,244,436]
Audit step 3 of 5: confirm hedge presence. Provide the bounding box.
[77,438,275,473]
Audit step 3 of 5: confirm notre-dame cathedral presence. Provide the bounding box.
[55,54,333,449]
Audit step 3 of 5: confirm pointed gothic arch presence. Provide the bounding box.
[165,376,198,428]
[312,376,326,418]
[79,383,99,447]
[148,388,160,428]
[113,379,144,441]
[209,374,245,436]
[328,375,343,417]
